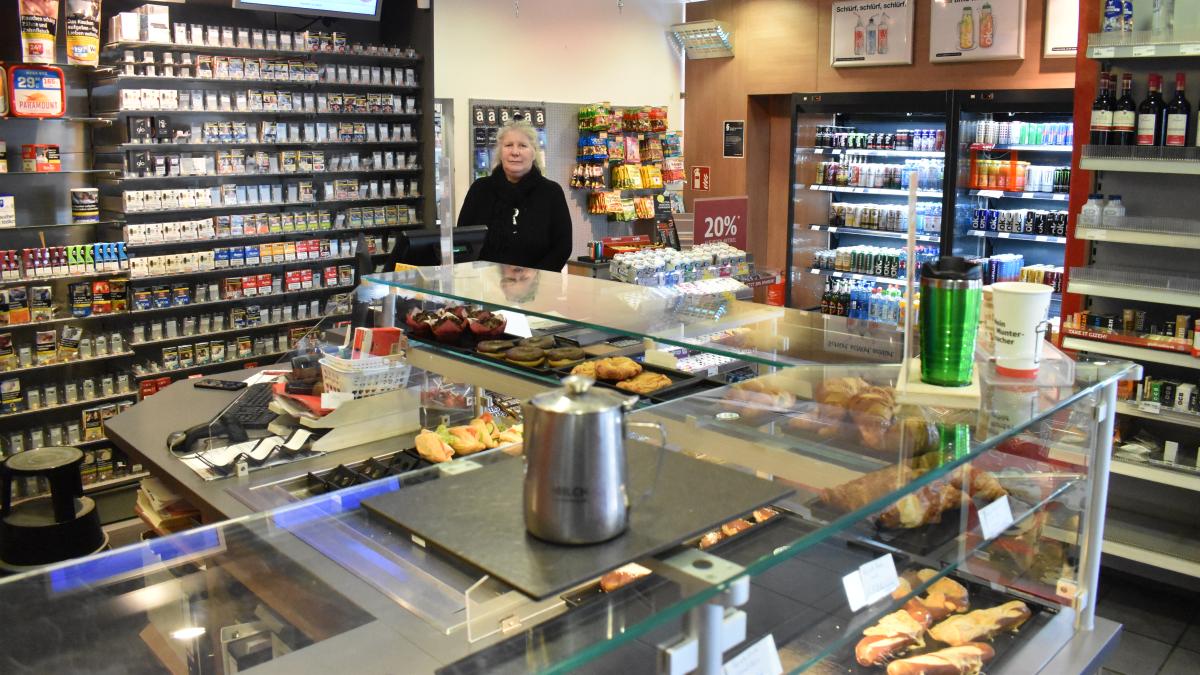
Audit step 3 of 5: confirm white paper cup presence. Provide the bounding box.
[991,282,1052,379]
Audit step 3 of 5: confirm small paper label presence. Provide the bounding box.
[978,190,1003,198]
[843,553,899,612]
[496,310,532,339]
[827,226,838,232]
[979,496,1015,539]
[1139,400,1162,414]
[320,391,354,409]
[1131,45,1157,57]
[1092,46,1116,58]
[724,634,783,675]
[998,232,1011,238]
[1181,44,1200,55]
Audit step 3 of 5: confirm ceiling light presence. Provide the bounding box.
[668,20,733,59]
[171,627,206,640]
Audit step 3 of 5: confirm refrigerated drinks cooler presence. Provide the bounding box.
[786,89,1074,326]
[786,91,951,318]
[951,89,1074,323]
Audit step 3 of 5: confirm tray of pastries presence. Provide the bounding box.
[559,356,699,398]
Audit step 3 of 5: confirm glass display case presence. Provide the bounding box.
[0,263,1135,674]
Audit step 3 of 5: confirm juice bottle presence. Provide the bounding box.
[979,3,994,48]
[959,7,975,50]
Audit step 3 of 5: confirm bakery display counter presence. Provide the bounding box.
[0,265,1135,674]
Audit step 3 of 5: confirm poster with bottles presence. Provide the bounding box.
[929,0,1025,63]
[830,0,914,68]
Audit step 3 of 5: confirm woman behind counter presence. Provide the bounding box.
[457,119,573,272]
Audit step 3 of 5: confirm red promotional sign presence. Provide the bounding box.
[691,165,711,192]
[693,196,748,250]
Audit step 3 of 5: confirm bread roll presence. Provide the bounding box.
[929,601,1031,646]
[855,609,927,666]
[886,643,995,675]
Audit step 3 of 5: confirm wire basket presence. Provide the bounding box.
[319,354,411,399]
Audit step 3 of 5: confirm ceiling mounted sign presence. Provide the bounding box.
[930,0,1026,63]
[830,0,915,67]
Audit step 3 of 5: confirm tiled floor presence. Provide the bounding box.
[1098,570,1200,675]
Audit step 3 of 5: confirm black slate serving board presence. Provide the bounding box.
[361,443,794,599]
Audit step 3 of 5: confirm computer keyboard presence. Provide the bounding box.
[222,382,277,428]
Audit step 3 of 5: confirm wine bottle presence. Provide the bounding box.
[1164,72,1191,147]
[1091,71,1115,145]
[1112,73,1137,145]
[1136,73,1165,146]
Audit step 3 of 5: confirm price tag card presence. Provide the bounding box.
[978,496,1015,539]
[827,226,838,232]
[1181,44,1200,55]
[1139,400,1162,414]
[724,635,783,675]
[998,232,1011,239]
[842,553,898,612]
[1132,45,1157,57]
[978,190,1003,198]
[1092,46,1116,58]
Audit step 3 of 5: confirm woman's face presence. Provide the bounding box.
[499,131,535,180]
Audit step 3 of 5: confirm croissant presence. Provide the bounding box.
[929,601,1031,646]
[878,482,965,529]
[954,465,1008,501]
[816,376,868,408]
[821,465,915,513]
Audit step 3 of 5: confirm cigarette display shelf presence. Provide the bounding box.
[965,230,1068,244]
[6,220,123,231]
[130,312,350,348]
[133,347,291,380]
[1116,401,1200,430]
[104,195,422,218]
[0,117,113,125]
[104,41,424,65]
[1063,337,1200,370]
[99,74,421,92]
[129,252,367,284]
[807,224,941,242]
[129,283,356,317]
[99,110,421,120]
[0,351,135,378]
[112,167,423,183]
[125,224,419,251]
[1,170,120,176]
[0,391,137,423]
[98,141,421,152]
[1,312,132,331]
[0,269,129,290]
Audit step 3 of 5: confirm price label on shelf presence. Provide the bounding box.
[998,232,1012,239]
[842,553,898,612]
[1139,400,1162,415]
[1092,46,1116,58]
[1036,236,1053,242]
[978,190,1004,198]
[1181,44,1200,56]
[1132,45,1158,57]
[978,496,1015,540]
[827,226,838,232]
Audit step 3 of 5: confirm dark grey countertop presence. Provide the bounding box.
[103,366,420,523]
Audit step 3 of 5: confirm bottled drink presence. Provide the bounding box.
[1164,72,1191,147]
[1123,0,1134,32]
[1091,72,1116,145]
[1102,195,1126,226]
[1137,73,1165,146]
[1112,73,1137,145]
[1103,0,1122,32]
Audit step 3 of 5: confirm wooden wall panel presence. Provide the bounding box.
[684,0,1078,277]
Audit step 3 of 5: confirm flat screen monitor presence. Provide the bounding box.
[451,225,489,263]
[232,0,383,21]
[393,226,489,267]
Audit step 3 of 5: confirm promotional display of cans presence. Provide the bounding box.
[970,208,1068,237]
[815,126,945,152]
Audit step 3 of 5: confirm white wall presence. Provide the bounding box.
[434,0,684,221]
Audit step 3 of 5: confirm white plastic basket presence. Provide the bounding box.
[319,354,411,399]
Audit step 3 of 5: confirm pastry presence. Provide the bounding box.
[475,339,515,358]
[446,426,486,454]
[878,482,965,529]
[915,569,970,619]
[504,346,545,368]
[855,609,927,666]
[929,601,1031,646]
[546,346,586,368]
[615,371,672,394]
[953,465,1008,501]
[816,376,868,409]
[570,361,597,378]
[720,382,797,424]
[821,465,916,513]
[720,519,752,537]
[519,335,556,350]
[698,531,724,549]
[594,356,642,381]
[599,563,651,592]
[886,643,995,675]
[752,507,778,523]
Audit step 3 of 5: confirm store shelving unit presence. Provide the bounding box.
[1062,26,1200,580]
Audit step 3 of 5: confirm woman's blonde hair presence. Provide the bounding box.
[494,118,544,172]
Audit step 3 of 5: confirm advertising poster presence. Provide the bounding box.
[1043,0,1078,58]
[831,0,914,68]
[723,120,745,158]
[929,0,1025,63]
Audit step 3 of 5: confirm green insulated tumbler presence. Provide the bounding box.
[920,256,982,387]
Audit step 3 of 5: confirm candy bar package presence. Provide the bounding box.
[34,329,56,364]
[58,325,81,361]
